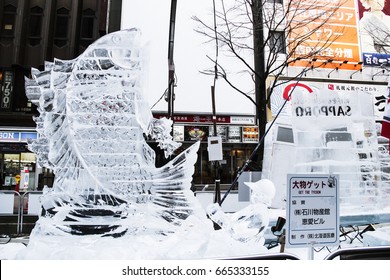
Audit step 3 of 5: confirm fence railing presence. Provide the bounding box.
[0,190,42,235]
[223,252,301,260]
[324,245,390,260]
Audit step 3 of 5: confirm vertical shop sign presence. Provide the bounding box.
[286,174,340,247]
[0,70,14,110]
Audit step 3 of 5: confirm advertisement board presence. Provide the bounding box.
[0,131,37,142]
[271,80,388,120]
[286,174,340,247]
[0,69,14,110]
[357,0,390,66]
[184,126,209,141]
[242,126,259,143]
[287,0,361,70]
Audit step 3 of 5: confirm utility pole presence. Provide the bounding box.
[211,85,221,205]
[211,0,221,205]
[167,0,177,120]
[251,0,267,166]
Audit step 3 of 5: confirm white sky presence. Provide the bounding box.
[121,0,255,115]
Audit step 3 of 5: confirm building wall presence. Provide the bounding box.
[0,0,121,190]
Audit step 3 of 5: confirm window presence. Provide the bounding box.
[80,8,95,48]
[276,126,294,144]
[54,7,69,47]
[0,4,17,44]
[269,30,286,54]
[27,6,44,46]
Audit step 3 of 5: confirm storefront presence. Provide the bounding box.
[0,114,259,191]
[0,129,38,191]
[153,113,259,189]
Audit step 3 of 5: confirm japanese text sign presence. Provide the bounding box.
[287,0,361,70]
[286,174,340,247]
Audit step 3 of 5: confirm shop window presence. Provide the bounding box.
[38,168,54,189]
[269,30,286,54]
[54,7,69,48]
[1,153,36,190]
[0,4,17,45]
[80,8,95,48]
[27,6,44,46]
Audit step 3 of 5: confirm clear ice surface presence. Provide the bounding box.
[207,179,276,244]
[24,28,206,237]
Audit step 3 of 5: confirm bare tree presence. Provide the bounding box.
[193,0,348,167]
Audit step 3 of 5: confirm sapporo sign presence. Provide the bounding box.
[286,174,339,247]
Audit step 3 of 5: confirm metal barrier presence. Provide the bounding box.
[0,190,21,235]
[324,246,390,260]
[0,190,43,236]
[20,191,43,234]
[224,252,301,260]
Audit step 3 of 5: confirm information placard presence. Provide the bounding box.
[286,174,339,247]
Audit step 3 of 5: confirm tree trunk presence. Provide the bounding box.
[252,0,267,168]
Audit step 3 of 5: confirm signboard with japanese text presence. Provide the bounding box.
[153,114,256,125]
[286,174,340,247]
[230,116,256,125]
[209,125,228,142]
[184,126,209,141]
[242,126,259,143]
[173,125,184,141]
[168,124,259,143]
[227,126,241,143]
[0,69,14,110]
[357,0,390,66]
[153,114,231,124]
[271,80,387,121]
[287,0,361,70]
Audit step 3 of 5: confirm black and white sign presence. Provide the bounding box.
[286,174,339,247]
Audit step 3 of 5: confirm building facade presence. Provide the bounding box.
[0,0,122,191]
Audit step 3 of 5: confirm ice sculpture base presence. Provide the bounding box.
[17,215,268,259]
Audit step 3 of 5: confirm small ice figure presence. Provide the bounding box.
[207,179,276,243]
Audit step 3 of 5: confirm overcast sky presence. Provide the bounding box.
[120,0,255,116]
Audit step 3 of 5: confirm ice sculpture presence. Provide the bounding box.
[207,179,276,243]
[263,87,390,215]
[24,28,205,239]
[20,28,275,259]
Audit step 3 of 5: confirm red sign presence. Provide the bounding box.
[154,114,231,124]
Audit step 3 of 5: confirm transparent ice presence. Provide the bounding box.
[19,29,270,259]
[264,87,390,215]
[207,179,276,244]
[24,28,207,237]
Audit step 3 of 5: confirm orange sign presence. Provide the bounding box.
[242,126,259,143]
[287,0,361,70]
